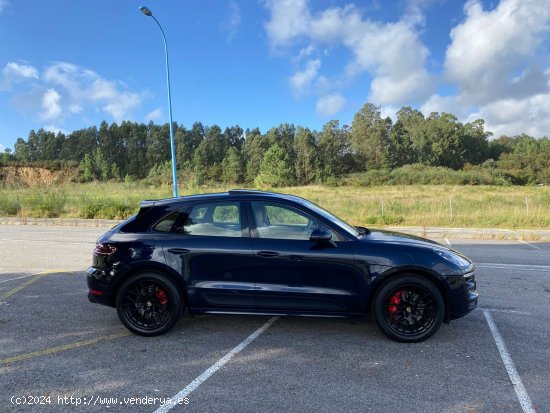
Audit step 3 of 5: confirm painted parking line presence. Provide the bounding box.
[516,239,542,250]
[483,310,535,413]
[476,263,550,272]
[444,238,452,246]
[154,316,279,413]
[0,269,70,299]
[0,273,44,284]
[0,331,131,366]
[0,238,92,246]
[481,307,532,316]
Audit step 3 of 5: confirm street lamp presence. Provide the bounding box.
[139,5,179,197]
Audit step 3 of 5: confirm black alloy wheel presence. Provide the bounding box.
[373,275,444,343]
[116,272,182,336]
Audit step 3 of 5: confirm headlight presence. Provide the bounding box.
[433,248,472,271]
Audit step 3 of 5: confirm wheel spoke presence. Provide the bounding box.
[123,280,173,330]
[383,284,437,337]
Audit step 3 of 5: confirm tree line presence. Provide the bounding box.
[2,103,549,185]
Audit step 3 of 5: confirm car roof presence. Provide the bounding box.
[140,189,308,208]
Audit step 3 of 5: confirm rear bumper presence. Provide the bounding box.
[87,266,115,307]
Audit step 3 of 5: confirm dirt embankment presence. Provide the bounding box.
[0,166,78,186]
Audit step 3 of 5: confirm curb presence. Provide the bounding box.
[384,226,550,241]
[0,217,549,241]
[0,217,121,228]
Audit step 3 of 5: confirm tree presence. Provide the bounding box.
[351,103,392,170]
[317,120,355,179]
[294,127,318,184]
[221,147,244,183]
[255,144,294,187]
[243,128,267,183]
[192,125,227,181]
[462,119,491,165]
[14,138,29,162]
[423,113,464,169]
[80,153,94,182]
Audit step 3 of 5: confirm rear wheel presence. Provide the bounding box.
[116,272,182,336]
[373,275,444,343]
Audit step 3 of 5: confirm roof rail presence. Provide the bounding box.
[228,189,273,195]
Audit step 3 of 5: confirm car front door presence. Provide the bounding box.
[160,201,256,310]
[247,201,362,313]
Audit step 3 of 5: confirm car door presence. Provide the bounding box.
[160,201,256,310]
[247,201,362,313]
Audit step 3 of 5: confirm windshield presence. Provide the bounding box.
[299,198,360,238]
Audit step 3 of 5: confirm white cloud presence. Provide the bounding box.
[264,0,433,111]
[467,93,550,137]
[1,62,39,89]
[445,0,550,105]
[0,144,5,152]
[41,62,143,121]
[0,0,9,13]
[145,107,163,122]
[423,0,550,137]
[2,61,146,129]
[264,0,310,47]
[221,1,242,42]
[316,93,346,116]
[41,88,62,120]
[43,124,67,135]
[289,59,321,95]
[3,62,39,80]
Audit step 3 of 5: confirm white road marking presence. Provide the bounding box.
[476,263,550,272]
[154,317,279,413]
[0,238,91,245]
[0,272,44,284]
[483,310,535,413]
[444,238,452,246]
[481,308,532,316]
[516,239,542,250]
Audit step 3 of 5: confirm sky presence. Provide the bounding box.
[1,0,550,152]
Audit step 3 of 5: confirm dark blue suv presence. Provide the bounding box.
[87,190,477,342]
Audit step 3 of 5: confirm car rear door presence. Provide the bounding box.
[160,201,256,310]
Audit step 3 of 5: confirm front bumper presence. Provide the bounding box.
[449,270,478,319]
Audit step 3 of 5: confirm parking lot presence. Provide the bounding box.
[1,225,549,412]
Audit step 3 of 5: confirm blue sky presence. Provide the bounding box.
[1,0,550,151]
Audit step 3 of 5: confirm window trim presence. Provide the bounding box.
[150,201,250,238]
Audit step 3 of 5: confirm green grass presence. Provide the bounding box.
[0,182,549,229]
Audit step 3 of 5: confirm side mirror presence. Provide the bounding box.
[310,228,332,242]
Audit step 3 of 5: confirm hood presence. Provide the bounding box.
[360,229,447,248]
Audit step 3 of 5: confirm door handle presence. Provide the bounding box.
[257,250,280,258]
[167,248,190,255]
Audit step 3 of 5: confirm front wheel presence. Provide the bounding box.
[116,272,182,336]
[372,275,444,343]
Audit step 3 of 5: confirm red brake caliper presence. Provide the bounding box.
[155,289,169,305]
[387,290,403,314]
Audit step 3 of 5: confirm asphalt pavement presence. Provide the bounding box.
[0,225,549,413]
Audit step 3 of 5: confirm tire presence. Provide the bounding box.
[116,272,182,336]
[372,275,444,343]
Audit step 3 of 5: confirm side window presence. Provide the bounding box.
[251,202,335,240]
[185,202,242,237]
[153,211,180,232]
[153,203,243,237]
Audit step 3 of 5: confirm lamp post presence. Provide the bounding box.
[139,6,179,197]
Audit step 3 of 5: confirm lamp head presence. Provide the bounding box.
[139,6,153,17]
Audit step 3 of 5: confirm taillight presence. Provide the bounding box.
[93,242,117,256]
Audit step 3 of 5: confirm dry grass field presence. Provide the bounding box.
[1,182,549,229]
